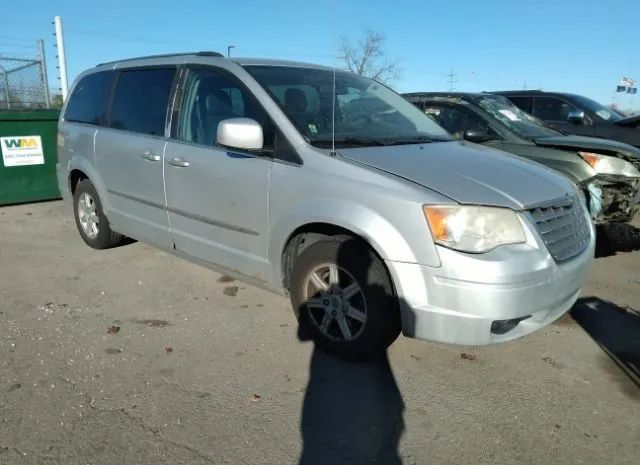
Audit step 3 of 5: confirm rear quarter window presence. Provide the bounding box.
[64,71,115,125]
[108,68,176,137]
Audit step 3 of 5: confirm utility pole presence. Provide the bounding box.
[53,16,69,101]
[37,39,51,108]
[446,67,457,92]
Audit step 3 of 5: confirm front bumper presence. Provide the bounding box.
[586,175,640,223]
[387,215,595,346]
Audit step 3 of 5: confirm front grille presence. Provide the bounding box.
[528,196,591,262]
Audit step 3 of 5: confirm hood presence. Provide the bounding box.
[534,135,640,160]
[615,114,640,128]
[338,141,573,210]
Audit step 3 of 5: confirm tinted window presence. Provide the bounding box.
[425,104,496,138]
[177,68,274,150]
[64,71,115,125]
[109,68,175,136]
[533,97,578,121]
[507,96,533,114]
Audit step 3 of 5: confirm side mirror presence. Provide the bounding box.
[463,128,494,143]
[567,110,585,124]
[217,118,263,151]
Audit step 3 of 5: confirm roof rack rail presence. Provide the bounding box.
[97,51,224,67]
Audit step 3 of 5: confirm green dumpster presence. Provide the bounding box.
[0,110,61,205]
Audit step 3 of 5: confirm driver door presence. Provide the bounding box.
[163,67,275,280]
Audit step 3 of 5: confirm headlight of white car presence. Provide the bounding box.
[423,205,526,253]
[578,152,640,177]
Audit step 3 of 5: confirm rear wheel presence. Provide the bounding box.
[73,179,123,249]
[290,237,401,361]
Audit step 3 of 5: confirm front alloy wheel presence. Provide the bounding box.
[303,263,367,342]
[290,237,401,361]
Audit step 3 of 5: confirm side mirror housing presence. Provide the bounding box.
[567,110,585,124]
[217,118,263,151]
[463,128,494,143]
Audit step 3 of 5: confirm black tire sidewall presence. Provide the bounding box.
[290,238,400,361]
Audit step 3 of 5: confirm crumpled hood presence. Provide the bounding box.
[615,114,640,128]
[534,135,640,160]
[338,141,572,210]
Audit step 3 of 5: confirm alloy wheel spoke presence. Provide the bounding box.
[328,264,340,287]
[342,282,360,300]
[346,305,366,323]
[320,313,332,332]
[309,271,329,292]
[336,316,352,340]
[306,297,325,309]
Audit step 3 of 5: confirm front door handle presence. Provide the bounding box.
[141,151,161,162]
[168,157,190,168]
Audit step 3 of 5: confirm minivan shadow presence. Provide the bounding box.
[297,347,405,465]
[296,238,405,465]
[595,223,640,258]
[570,297,640,394]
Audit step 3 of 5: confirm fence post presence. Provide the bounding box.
[0,65,9,109]
[38,39,51,109]
[54,16,69,101]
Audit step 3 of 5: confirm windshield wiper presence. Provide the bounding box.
[383,135,452,145]
[310,137,389,147]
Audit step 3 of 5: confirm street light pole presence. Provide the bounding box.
[227,45,235,57]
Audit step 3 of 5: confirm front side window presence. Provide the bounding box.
[177,68,274,151]
[570,95,623,122]
[532,96,578,122]
[64,71,115,125]
[108,68,175,136]
[245,65,452,148]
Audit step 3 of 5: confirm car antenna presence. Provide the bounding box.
[330,0,337,157]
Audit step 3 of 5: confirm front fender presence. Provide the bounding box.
[268,197,432,288]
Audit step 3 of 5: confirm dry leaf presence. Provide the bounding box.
[460,352,476,361]
[107,325,120,335]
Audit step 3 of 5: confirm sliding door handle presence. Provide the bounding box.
[168,157,190,168]
[141,151,161,162]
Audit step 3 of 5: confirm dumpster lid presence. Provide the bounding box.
[0,109,60,121]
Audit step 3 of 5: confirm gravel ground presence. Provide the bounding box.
[1,200,639,465]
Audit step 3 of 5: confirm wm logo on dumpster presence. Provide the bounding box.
[1,135,44,167]
[3,138,39,149]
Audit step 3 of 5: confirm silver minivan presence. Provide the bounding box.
[57,52,595,360]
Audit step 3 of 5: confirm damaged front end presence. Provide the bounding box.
[584,175,640,223]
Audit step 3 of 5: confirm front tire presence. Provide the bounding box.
[290,237,401,361]
[73,179,123,249]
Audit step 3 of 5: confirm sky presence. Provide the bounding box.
[1,0,638,112]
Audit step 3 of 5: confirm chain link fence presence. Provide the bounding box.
[0,43,50,109]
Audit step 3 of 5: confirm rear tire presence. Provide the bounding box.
[290,237,401,362]
[73,179,123,249]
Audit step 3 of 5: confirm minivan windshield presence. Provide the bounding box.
[244,65,453,148]
[476,95,561,139]
[571,95,623,122]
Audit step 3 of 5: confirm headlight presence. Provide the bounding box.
[578,152,640,177]
[423,205,526,253]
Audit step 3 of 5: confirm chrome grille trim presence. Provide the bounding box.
[528,196,591,263]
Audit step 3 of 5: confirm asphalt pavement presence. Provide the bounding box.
[1,201,639,465]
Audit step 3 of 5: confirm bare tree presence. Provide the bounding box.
[340,29,401,85]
